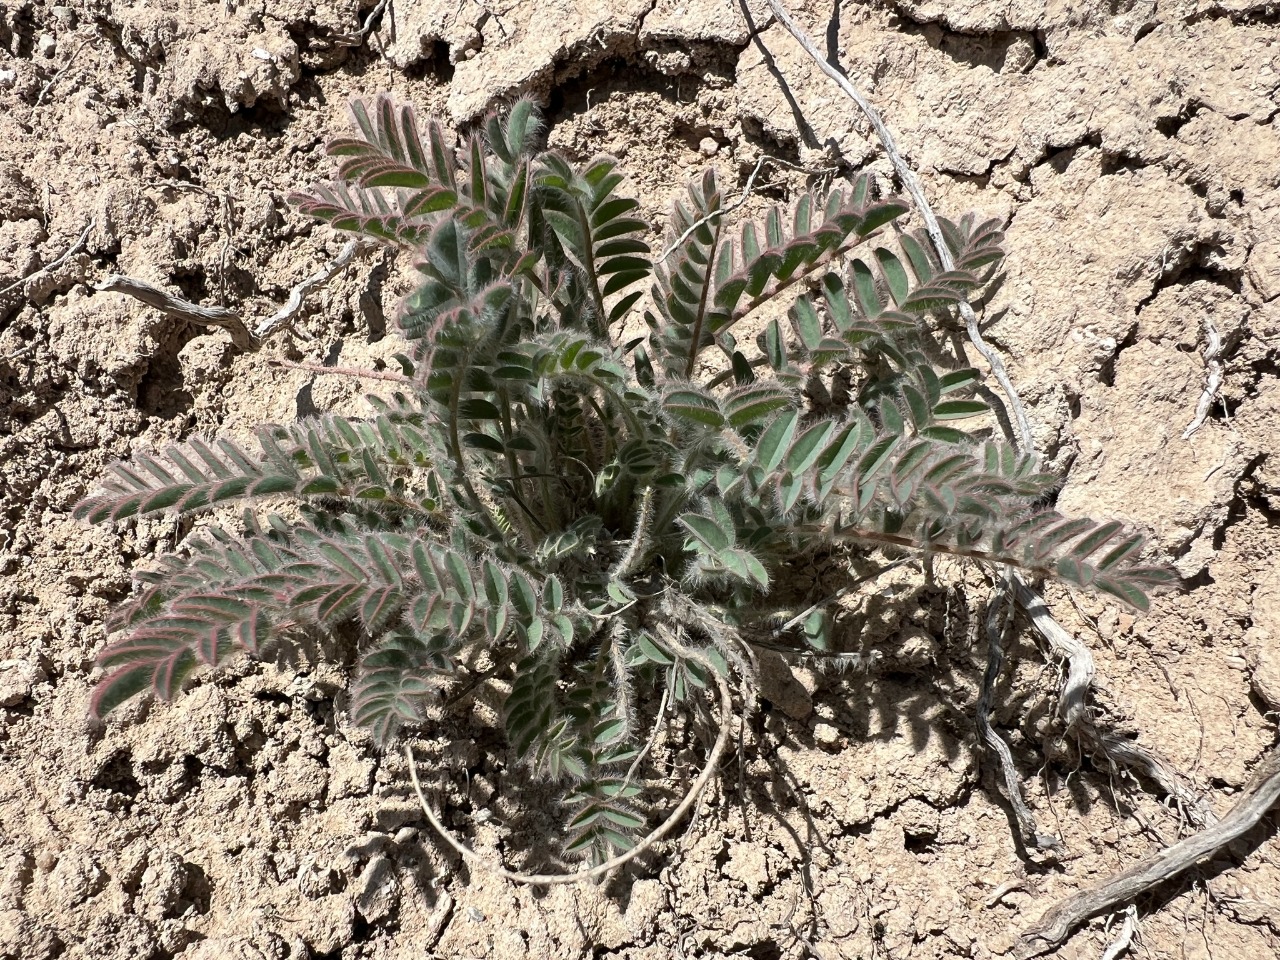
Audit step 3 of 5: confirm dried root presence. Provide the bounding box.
[95,239,371,351]
[1017,745,1280,957]
[980,577,1059,851]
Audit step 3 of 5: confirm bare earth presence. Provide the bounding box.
[1,1,1278,958]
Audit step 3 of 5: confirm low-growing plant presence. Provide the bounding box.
[76,96,1174,865]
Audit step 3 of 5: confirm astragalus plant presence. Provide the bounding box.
[76,96,1173,864]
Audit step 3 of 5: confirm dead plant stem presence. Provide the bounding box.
[1099,904,1139,960]
[1017,744,1280,956]
[1,218,95,298]
[36,34,93,106]
[1181,316,1223,440]
[980,573,1057,850]
[762,0,1033,450]
[95,240,372,350]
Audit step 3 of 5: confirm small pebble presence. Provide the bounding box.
[699,136,720,157]
[0,660,45,707]
[814,722,840,746]
[251,48,273,61]
[38,34,57,58]
[0,68,15,89]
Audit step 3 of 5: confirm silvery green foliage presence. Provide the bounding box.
[77,96,1174,863]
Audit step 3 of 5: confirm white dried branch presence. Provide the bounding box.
[768,0,1212,865]
[335,0,390,47]
[1018,745,1280,957]
[1013,576,1218,829]
[95,239,373,350]
[35,34,93,106]
[94,275,255,349]
[980,575,1059,851]
[254,239,370,340]
[1099,904,1139,960]
[1181,316,1223,440]
[762,0,1034,451]
[0,218,95,298]
[765,0,1222,885]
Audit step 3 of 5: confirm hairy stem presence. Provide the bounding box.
[813,524,1060,581]
[266,359,412,384]
[573,198,609,341]
[407,640,733,886]
[719,225,889,336]
[445,355,509,545]
[611,485,655,581]
[682,214,723,381]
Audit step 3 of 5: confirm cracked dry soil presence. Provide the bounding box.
[1,1,1278,958]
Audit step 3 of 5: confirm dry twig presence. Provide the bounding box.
[1099,904,1139,960]
[980,576,1058,851]
[1181,316,1223,440]
[254,239,370,340]
[1018,744,1280,957]
[985,877,1027,907]
[335,0,391,47]
[0,218,95,299]
[35,34,93,106]
[759,17,1227,945]
[94,275,256,350]
[95,240,372,350]
[762,0,1033,450]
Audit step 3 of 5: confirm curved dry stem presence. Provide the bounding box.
[1017,744,1280,957]
[407,644,734,886]
[1181,316,1223,441]
[334,0,389,47]
[95,239,371,351]
[254,239,370,340]
[763,0,1033,451]
[1099,904,1139,960]
[2,218,95,298]
[979,576,1058,851]
[1014,575,1217,828]
[95,275,255,349]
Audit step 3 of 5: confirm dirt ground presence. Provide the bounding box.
[1,0,1278,958]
